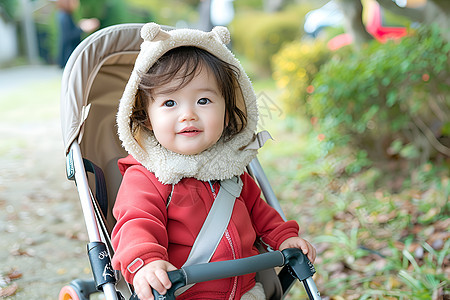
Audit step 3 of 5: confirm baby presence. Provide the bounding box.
[112,23,316,300]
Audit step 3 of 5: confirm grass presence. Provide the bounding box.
[252,80,450,299]
[0,73,61,158]
[0,79,60,123]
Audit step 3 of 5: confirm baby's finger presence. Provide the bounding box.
[307,244,316,263]
[146,274,167,295]
[135,281,154,300]
[155,268,172,290]
[300,242,310,255]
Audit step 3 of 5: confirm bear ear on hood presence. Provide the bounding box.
[211,26,231,45]
[141,22,171,42]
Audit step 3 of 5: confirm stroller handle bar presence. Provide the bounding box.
[130,248,321,300]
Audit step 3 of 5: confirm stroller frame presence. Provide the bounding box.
[67,142,119,300]
[59,23,321,300]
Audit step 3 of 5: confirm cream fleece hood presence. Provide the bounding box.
[117,23,261,184]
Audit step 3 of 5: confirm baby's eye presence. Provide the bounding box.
[163,100,176,107]
[198,98,211,105]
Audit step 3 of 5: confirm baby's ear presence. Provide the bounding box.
[141,22,170,42]
[224,111,230,128]
[145,118,153,130]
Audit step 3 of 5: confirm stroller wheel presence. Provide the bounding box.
[59,279,97,300]
[59,285,82,300]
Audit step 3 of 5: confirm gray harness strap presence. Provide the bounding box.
[174,176,243,296]
[183,176,243,267]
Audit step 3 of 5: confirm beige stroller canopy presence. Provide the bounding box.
[60,23,143,159]
[60,23,150,227]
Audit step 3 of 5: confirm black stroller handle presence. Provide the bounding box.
[130,248,320,300]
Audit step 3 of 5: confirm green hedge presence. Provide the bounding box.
[230,6,310,75]
[312,26,449,162]
[273,25,450,164]
[272,39,333,115]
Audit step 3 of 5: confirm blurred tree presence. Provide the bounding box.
[0,0,18,20]
[335,0,372,48]
[376,0,450,41]
[198,0,212,30]
[335,0,450,46]
[79,0,152,27]
[263,0,285,12]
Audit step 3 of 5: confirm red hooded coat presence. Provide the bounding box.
[111,155,299,299]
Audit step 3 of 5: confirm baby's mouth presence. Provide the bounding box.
[178,127,202,136]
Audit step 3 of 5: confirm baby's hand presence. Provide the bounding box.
[279,236,316,263]
[133,260,177,300]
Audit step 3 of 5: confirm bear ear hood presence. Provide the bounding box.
[140,23,231,44]
[116,23,262,185]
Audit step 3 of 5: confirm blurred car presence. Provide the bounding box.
[303,1,344,37]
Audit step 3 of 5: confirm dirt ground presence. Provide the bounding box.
[0,65,95,299]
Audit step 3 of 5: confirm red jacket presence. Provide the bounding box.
[111,155,299,299]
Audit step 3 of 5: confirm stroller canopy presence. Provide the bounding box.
[60,24,148,225]
[60,23,143,156]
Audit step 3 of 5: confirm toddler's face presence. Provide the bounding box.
[146,67,226,155]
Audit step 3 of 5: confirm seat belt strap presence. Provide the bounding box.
[183,176,243,267]
[174,176,242,296]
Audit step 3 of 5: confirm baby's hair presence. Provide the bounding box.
[131,46,247,143]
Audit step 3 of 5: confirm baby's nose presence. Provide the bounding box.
[179,106,198,122]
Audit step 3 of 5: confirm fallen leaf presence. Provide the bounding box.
[434,219,450,231]
[6,269,22,280]
[0,283,18,297]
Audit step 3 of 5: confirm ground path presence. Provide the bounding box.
[0,65,94,299]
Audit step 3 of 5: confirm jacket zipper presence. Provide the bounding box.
[225,229,238,300]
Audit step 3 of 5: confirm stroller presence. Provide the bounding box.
[59,23,321,300]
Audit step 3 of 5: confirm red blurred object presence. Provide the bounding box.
[327,1,407,50]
